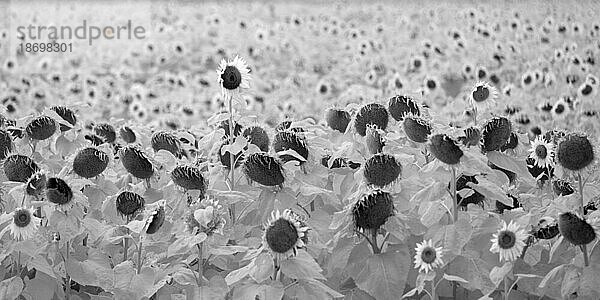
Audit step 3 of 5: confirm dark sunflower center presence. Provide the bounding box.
[221,66,242,90]
[265,218,298,253]
[427,80,436,89]
[472,86,490,102]
[554,104,565,114]
[14,209,31,228]
[421,246,437,264]
[535,145,548,159]
[498,230,516,249]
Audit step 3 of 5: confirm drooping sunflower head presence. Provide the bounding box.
[116,191,145,219]
[93,123,117,144]
[352,190,395,233]
[26,115,57,141]
[146,202,166,234]
[264,209,309,261]
[3,154,40,183]
[558,212,596,246]
[243,152,285,187]
[272,130,309,164]
[388,95,420,121]
[73,147,109,179]
[171,165,208,197]
[26,171,47,196]
[459,126,481,148]
[429,134,463,165]
[325,107,351,133]
[242,125,270,152]
[363,153,402,187]
[151,131,184,158]
[50,105,77,132]
[0,128,13,160]
[119,146,154,179]
[119,126,136,144]
[354,103,389,136]
[46,177,74,209]
[365,124,384,155]
[552,179,575,196]
[481,117,512,153]
[556,133,595,172]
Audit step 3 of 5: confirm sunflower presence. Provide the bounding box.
[8,207,40,241]
[468,81,498,112]
[414,239,444,274]
[216,55,251,99]
[490,220,528,262]
[528,136,554,168]
[263,209,309,261]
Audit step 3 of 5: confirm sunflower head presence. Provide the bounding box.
[528,136,555,169]
[365,124,384,154]
[0,128,13,160]
[469,81,498,110]
[217,55,250,96]
[558,212,596,245]
[556,133,595,171]
[325,108,351,133]
[116,191,145,218]
[490,220,528,262]
[414,239,444,274]
[26,172,47,196]
[243,152,285,187]
[363,153,402,187]
[264,210,308,261]
[171,165,207,197]
[552,179,575,196]
[531,217,560,240]
[119,126,136,143]
[273,131,309,164]
[481,117,512,153]
[459,126,481,147]
[242,125,270,152]
[352,190,395,233]
[50,106,77,132]
[151,131,184,158]
[93,123,117,144]
[354,103,389,136]
[388,95,420,121]
[429,134,463,165]
[403,114,432,143]
[46,177,73,206]
[10,207,39,241]
[73,147,109,178]
[3,154,40,183]
[119,146,154,179]
[26,115,57,141]
[146,204,166,234]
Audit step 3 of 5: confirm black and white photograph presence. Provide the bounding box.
[1,1,600,299]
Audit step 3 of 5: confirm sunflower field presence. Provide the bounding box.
[1,1,600,299]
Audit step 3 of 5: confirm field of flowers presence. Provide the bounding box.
[1,1,600,299]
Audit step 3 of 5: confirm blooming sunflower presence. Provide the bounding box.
[216,55,250,99]
[528,136,554,168]
[7,207,40,241]
[414,239,444,274]
[468,81,498,112]
[263,209,309,261]
[490,220,528,262]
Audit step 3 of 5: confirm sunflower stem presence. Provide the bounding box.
[65,241,71,299]
[272,259,279,281]
[197,243,203,286]
[577,172,589,267]
[227,93,236,225]
[503,277,509,300]
[430,279,436,300]
[16,251,21,277]
[371,230,381,254]
[451,167,458,223]
[136,240,143,274]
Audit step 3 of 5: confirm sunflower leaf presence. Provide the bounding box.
[354,244,410,300]
[0,277,24,300]
[489,262,512,287]
[280,250,325,280]
[250,253,274,283]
